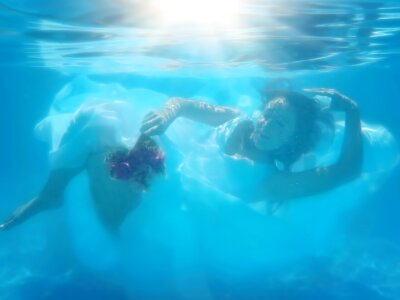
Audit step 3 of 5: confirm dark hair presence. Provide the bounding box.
[105,135,165,189]
[263,80,334,170]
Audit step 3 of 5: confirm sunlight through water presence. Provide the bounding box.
[152,0,242,27]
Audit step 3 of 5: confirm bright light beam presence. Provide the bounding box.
[154,0,242,27]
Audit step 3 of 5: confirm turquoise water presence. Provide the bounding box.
[1,0,400,299]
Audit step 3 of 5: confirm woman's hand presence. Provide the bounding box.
[140,109,176,136]
[140,98,184,136]
[303,88,358,112]
[0,223,6,231]
[0,214,19,231]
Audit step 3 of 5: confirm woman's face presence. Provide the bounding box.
[251,97,296,151]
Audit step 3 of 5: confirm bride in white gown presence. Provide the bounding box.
[141,84,399,273]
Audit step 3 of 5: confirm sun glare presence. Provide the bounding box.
[154,0,242,27]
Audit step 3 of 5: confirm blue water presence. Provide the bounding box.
[1,0,400,299]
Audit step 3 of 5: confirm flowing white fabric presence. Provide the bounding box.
[34,76,399,294]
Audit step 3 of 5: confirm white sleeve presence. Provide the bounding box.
[291,120,399,174]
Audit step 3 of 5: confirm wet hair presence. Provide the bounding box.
[262,79,334,170]
[105,135,165,189]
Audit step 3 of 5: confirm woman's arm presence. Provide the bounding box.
[0,167,81,231]
[259,89,362,203]
[140,98,240,136]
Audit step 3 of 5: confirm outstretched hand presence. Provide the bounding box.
[0,216,16,231]
[303,88,357,112]
[140,109,176,136]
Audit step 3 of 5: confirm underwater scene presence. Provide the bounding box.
[1,0,400,299]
